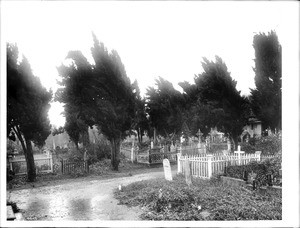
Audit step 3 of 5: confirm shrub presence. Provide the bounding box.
[226,156,282,186]
[89,159,112,175]
[241,133,281,155]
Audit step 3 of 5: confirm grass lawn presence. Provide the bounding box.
[114,174,282,220]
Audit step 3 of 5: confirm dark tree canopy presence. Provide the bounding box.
[56,33,136,170]
[185,56,248,148]
[146,76,185,142]
[250,31,282,131]
[132,80,150,144]
[7,43,52,182]
[56,50,93,147]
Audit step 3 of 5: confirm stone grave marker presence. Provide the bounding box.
[184,159,192,186]
[163,159,173,181]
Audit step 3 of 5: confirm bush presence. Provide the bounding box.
[89,159,112,175]
[226,156,282,186]
[115,175,281,220]
[241,133,281,155]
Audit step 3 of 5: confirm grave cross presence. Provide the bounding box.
[234,145,245,165]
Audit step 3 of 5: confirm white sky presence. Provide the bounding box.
[0,1,293,128]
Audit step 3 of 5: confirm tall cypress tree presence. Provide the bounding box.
[250,31,282,131]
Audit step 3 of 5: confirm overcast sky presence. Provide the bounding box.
[1,1,296,127]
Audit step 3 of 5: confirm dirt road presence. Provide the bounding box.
[9,168,177,221]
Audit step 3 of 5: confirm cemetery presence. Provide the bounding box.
[113,132,282,221]
[5,11,287,222]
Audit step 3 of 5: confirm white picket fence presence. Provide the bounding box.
[8,154,53,175]
[177,151,263,179]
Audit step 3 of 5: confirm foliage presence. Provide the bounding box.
[7,43,52,182]
[115,175,281,220]
[240,133,281,155]
[250,31,282,131]
[226,156,282,186]
[52,126,65,136]
[89,159,112,175]
[55,50,92,147]
[132,80,150,143]
[255,133,282,155]
[56,33,137,170]
[146,77,185,141]
[181,56,248,149]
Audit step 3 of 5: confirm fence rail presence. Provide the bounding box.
[178,151,267,179]
[8,154,53,175]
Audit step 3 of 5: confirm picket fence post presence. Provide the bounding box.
[131,146,134,163]
[255,151,261,161]
[207,154,213,178]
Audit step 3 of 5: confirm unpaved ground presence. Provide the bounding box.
[8,167,177,221]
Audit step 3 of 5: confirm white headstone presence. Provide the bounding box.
[163,159,173,181]
[151,141,154,149]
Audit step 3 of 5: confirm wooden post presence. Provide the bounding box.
[207,154,213,178]
[177,153,181,173]
[131,147,134,163]
[49,154,53,173]
[9,159,13,172]
[184,159,192,186]
[61,159,64,174]
[179,145,182,156]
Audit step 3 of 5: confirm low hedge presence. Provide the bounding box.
[225,156,282,186]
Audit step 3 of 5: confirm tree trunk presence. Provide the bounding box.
[82,129,90,147]
[25,139,36,182]
[138,127,142,144]
[110,138,121,171]
[153,127,157,145]
[13,127,36,182]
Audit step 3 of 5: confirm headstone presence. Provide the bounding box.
[151,141,154,149]
[163,159,173,181]
[184,159,192,186]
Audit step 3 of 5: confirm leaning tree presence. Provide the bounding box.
[190,56,248,149]
[56,33,136,170]
[146,76,186,143]
[7,43,52,182]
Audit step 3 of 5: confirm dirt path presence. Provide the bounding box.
[9,168,177,221]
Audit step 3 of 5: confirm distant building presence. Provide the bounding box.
[241,110,262,141]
